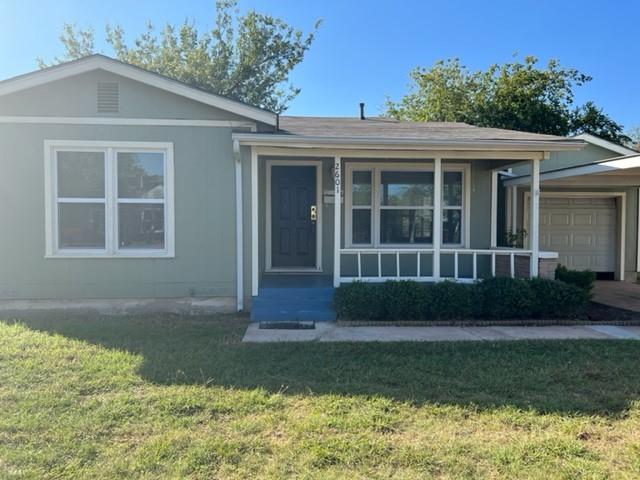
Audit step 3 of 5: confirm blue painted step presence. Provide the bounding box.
[251,286,336,322]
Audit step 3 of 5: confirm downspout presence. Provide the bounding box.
[233,139,244,312]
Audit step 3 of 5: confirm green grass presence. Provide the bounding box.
[1,314,640,478]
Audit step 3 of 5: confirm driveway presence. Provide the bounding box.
[593,280,640,312]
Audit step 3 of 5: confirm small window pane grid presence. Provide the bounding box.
[351,170,373,244]
[347,165,466,248]
[51,145,171,257]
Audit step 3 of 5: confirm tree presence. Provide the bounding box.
[387,56,631,145]
[39,0,320,113]
[627,126,640,151]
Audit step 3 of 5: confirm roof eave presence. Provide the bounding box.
[504,153,640,186]
[232,133,587,152]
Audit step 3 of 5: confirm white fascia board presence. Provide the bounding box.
[504,154,640,187]
[0,55,277,126]
[573,133,638,156]
[232,133,586,152]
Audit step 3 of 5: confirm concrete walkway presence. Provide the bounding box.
[593,280,640,312]
[243,323,640,343]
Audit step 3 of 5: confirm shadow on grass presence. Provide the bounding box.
[5,313,640,415]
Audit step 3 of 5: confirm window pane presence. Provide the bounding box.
[352,209,371,244]
[381,171,433,206]
[57,152,105,198]
[118,152,164,199]
[352,171,372,206]
[119,204,165,249]
[58,203,105,248]
[443,209,462,244]
[443,171,462,207]
[380,209,432,244]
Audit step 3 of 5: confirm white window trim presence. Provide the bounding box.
[344,162,470,249]
[44,140,175,259]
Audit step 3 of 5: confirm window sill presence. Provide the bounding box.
[45,252,175,259]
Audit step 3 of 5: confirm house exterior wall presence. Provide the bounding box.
[0,69,273,306]
[0,123,240,302]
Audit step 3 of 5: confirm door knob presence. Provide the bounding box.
[310,205,317,222]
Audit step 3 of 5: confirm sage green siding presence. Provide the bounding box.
[0,68,267,301]
[511,144,620,176]
[0,123,240,299]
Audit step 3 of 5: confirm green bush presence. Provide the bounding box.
[333,281,383,321]
[381,280,426,321]
[555,265,596,294]
[426,282,482,320]
[528,277,589,318]
[334,277,590,321]
[479,277,535,319]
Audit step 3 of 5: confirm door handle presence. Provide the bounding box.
[310,205,317,222]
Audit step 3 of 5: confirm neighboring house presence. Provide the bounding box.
[502,134,640,282]
[1,54,629,320]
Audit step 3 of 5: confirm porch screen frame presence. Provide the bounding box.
[344,162,470,249]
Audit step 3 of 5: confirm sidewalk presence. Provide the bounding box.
[243,323,640,343]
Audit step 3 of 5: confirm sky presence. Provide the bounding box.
[0,0,638,130]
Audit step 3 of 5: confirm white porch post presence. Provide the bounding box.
[233,140,244,311]
[510,186,518,235]
[433,157,442,280]
[529,158,540,277]
[333,156,342,287]
[490,170,498,248]
[251,148,259,296]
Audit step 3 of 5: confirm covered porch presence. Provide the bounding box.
[240,146,551,294]
[232,117,585,315]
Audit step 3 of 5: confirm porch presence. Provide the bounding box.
[232,117,585,316]
[245,150,549,291]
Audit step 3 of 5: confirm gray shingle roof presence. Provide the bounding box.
[277,116,570,143]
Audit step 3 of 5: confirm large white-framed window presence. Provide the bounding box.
[44,140,175,258]
[345,162,469,248]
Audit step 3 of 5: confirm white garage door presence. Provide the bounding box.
[538,197,616,272]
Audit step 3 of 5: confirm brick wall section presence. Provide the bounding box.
[538,258,558,280]
[495,255,558,280]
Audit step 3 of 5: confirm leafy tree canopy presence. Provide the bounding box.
[387,56,631,145]
[39,0,320,113]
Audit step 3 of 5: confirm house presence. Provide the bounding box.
[0,54,635,320]
[502,133,639,282]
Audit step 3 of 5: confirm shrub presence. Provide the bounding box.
[334,277,589,322]
[555,265,596,294]
[478,277,535,319]
[381,280,426,321]
[528,277,589,319]
[425,282,482,320]
[333,282,383,321]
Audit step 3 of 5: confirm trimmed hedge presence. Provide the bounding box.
[334,277,590,321]
[555,265,596,294]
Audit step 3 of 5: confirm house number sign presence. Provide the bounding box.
[333,160,341,193]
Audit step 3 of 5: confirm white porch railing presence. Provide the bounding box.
[339,248,552,283]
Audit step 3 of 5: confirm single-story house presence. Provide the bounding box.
[0,54,636,320]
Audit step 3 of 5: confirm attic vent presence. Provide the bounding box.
[97,82,119,113]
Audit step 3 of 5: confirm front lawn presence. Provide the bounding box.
[1,315,640,478]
